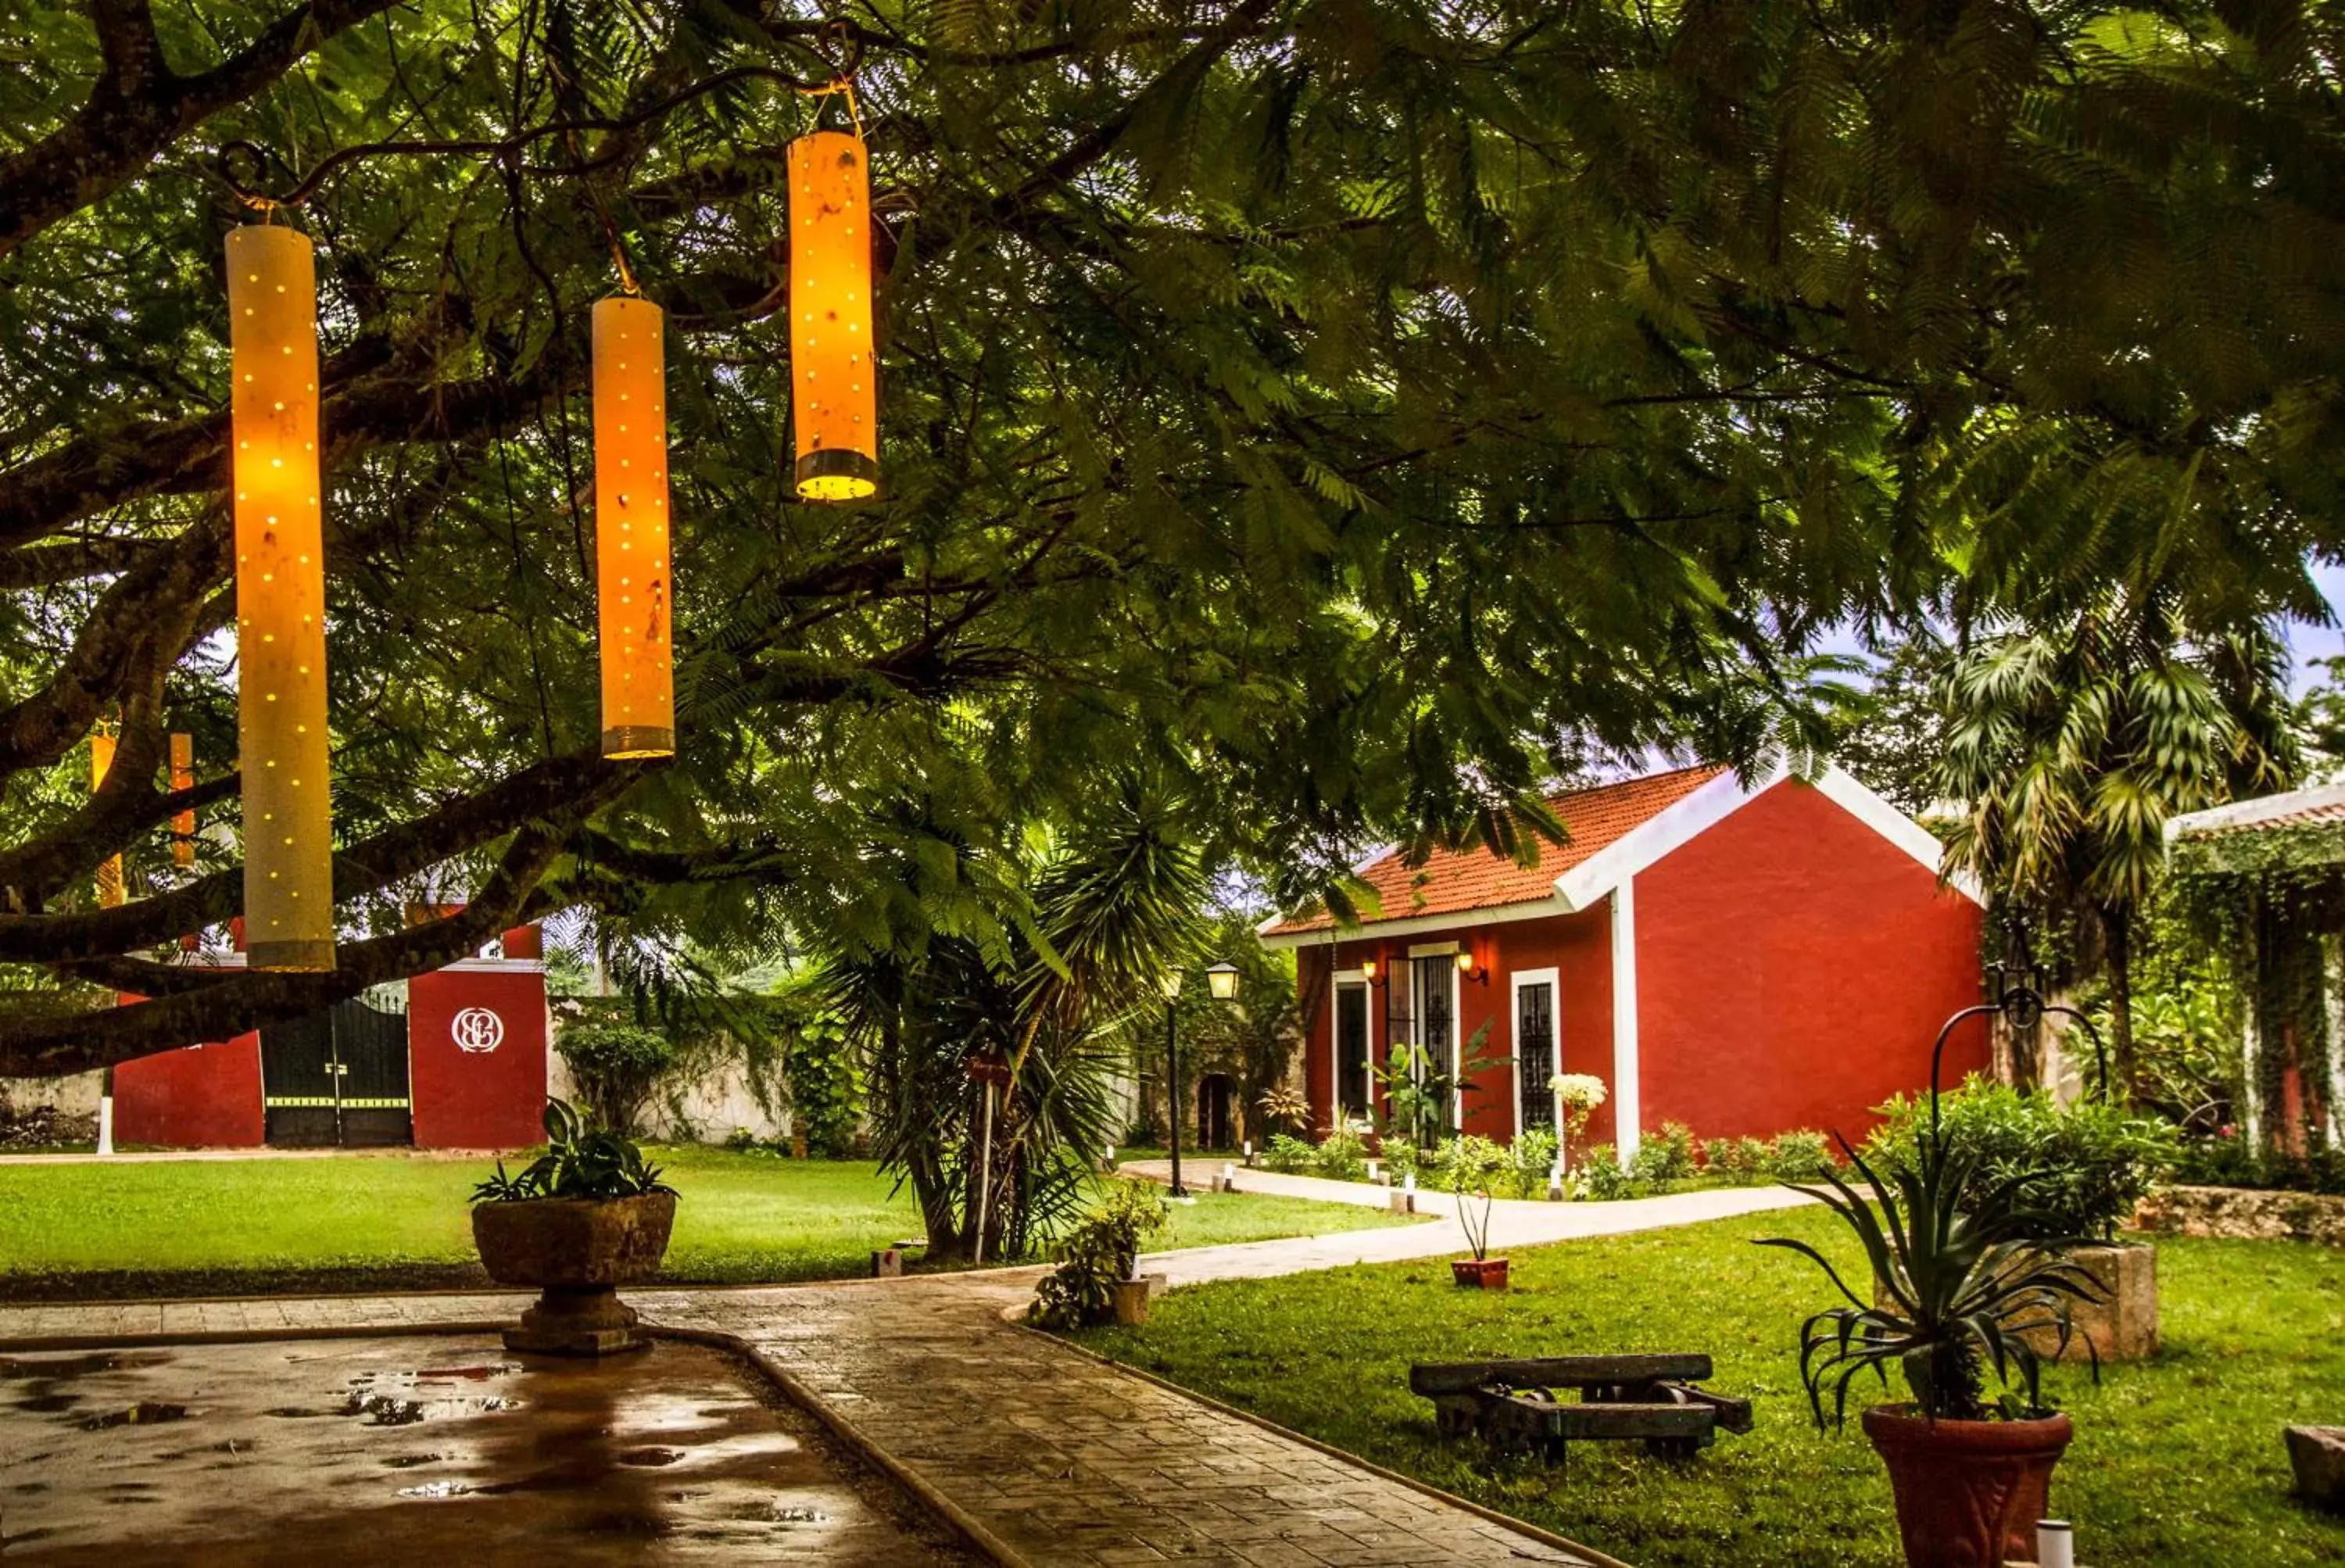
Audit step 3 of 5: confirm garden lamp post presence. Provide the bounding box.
[1162,970,1187,1197]
[1205,961,1240,1001]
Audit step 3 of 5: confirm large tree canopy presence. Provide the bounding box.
[2,0,2340,1075]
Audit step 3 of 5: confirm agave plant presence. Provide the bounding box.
[1756,1116,2101,1425]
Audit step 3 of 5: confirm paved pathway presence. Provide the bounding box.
[0,1176,1816,1566]
[1122,1159,1814,1286]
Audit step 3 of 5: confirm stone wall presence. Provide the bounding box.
[2133,1184,2345,1248]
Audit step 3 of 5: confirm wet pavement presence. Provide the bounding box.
[0,1334,976,1564]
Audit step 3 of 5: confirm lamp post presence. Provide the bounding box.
[1165,961,1244,1199]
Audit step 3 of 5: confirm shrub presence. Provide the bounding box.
[1551,1072,1608,1163]
[1262,1133,1316,1174]
[1862,1079,2179,1241]
[1571,1144,1637,1201]
[1629,1121,1697,1187]
[2169,1135,2345,1196]
[1761,1130,1835,1183]
[1379,1138,1420,1185]
[554,1017,679,1135]
[1027,1180,1169,1329]
[1504,1128,1559,1198]
[1702,1136,1770,1183]
[784,1015,864,1158]
[1311,1126,1370,1182]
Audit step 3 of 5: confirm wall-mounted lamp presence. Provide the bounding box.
[1455,947,1489,986]
[1359,955,1381,983]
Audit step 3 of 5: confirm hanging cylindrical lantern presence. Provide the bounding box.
[90,732,124,909]
[227,224,335,972]
[170,732,195,868]
[592,295,675,758]
[788,128,878,500]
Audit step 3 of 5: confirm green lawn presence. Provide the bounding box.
[1071,1207,2345,1568]
[0,1147,1412,1300]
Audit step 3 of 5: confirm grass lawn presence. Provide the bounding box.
[1071,1205,2345,1568]
[0,1147,1414,1301]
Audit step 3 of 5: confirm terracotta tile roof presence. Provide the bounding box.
[1264,764,1729,936]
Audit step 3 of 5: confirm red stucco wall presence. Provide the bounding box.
[1634,778,1985,1144]
[113,1034,265,1147]
[409,965,549,1150]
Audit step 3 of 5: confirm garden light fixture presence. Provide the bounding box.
[227,224,334,972]
[1205,960,1240,1001]
[592,295,675,759]
[789,127,879,501]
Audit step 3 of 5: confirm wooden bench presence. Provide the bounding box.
[1409,1354,1752,1466]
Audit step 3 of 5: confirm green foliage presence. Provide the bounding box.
[1629,1122,1698,1187]
[1759,1129,2100,1423]
[472,1100,675,1205]
[1760,1131,1838,1184]
[1571,1146,1637,1201]
[1261,1133,1316,1175]
[1373,1021,1505,1151]
[1864,1080,2179,1242]
[1028,1180,1170,1330]
[1502,1128,1559,1200]
[781,1011,864,1160]
[551,1015,680,1137]
[1438,1134,1509,1260]
[2171,1136,2345,1197]
[1310,1127,1371,1183]
[1702,1137,1770,1181]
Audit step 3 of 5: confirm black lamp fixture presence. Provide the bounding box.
[1205,960,1241,1001]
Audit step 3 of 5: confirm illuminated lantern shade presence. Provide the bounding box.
[592,296,674,759]
[788,129,878,500]
[90,732,124,908]
[227,224,335,972]
[170,732,195,868]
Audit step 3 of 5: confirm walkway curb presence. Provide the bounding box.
[1002,1304,1632,1568]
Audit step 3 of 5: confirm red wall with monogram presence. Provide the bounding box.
[408,965,550,1149]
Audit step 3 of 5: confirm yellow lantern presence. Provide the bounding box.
[91,732,124,909]
[227,224,335,972]
[788,128,878,500]
[592,295,675,759]
[170,732,195,868]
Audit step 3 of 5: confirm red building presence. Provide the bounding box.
[1260,765,1987,1161]
[113,925,551,1151]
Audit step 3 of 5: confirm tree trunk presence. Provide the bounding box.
[2107,908,2137,1107]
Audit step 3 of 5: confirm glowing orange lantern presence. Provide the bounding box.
[788,128,878,500]
[592,296,674,759]
[227,224,335,972]
[91,732,124,908]
[170,732,195,868]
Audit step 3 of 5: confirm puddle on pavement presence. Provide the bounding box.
[0,1334,977,1564]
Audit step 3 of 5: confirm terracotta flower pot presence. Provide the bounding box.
[1451,1257,1509,1290]
[471,1190,676,1355]
[1860,1404,2072,1568]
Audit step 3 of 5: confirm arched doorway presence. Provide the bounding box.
[1196,1073,1234,1151]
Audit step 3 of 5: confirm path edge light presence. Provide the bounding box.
[227,223,335,972]
[787,127,879,502]
[593,294,675,760]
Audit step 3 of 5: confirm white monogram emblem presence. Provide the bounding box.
[452,1007,505,1054]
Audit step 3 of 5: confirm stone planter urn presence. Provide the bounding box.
[472,1190,677,1355]
[2025,1241,2158,1362]
[1862,1404,2072,1568]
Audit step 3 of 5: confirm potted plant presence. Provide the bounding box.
[1864,1079,2176,1360]
[471,1098,678,1355]
[1444,1134,1509,1289]
[1029,1180,1171,1328]
[1758,1119,2100,1568]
